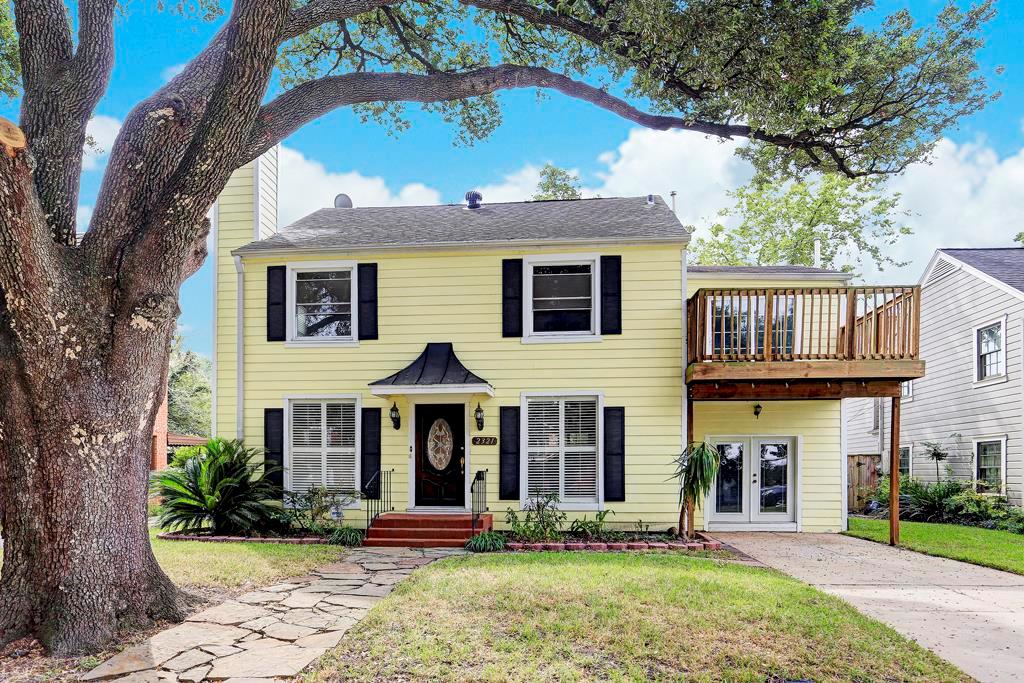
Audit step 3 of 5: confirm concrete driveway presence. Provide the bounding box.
[715,532,1024,683]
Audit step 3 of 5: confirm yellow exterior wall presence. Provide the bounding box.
[692,400,844,532]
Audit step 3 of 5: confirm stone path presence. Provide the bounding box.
[716,532,1024,683]
[83,547,465,682]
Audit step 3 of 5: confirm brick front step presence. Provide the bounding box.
[362,537,467,548]
[370,513,493,530]
[367,526,476,541]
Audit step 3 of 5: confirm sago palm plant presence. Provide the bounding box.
[670,441,719,539]
[151,438,282,535]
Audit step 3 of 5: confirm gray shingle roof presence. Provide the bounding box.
[234,196,688,254]
[689,265,852,278]
[940,248,1024,295]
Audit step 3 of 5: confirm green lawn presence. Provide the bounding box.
[305,552,966,683]
[846,517,1024,576]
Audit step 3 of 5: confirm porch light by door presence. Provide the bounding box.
[753,403,763,419]
[389,402,401,430]
[475,403,485,431]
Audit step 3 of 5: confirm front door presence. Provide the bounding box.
[415,404,466,507]
[707,436,796,527]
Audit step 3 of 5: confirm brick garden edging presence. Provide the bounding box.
[156,532,327,545]
[504,539,722,552]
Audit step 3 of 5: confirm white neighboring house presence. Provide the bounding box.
[846,248,1023,506]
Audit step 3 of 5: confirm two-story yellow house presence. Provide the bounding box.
[212,150,923,546]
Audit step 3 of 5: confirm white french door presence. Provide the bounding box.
[707,436,796,528]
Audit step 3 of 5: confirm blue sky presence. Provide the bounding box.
[5,1,1022,356]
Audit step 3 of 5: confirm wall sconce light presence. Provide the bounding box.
[753,403,763,420]
[475,403,485,431]
[389,402,401,430]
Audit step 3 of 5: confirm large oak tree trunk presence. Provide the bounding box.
[0,321,188,654]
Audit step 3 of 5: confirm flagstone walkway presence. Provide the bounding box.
[83,546,466,682]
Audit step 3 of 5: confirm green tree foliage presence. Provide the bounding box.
[1014,232,1023,245]
[167,335,212,437]
[691,174,912,273]
[532,163,582,200]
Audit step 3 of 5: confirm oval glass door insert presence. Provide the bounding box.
[427,418,454,470]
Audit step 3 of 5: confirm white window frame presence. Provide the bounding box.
[901,380,913,401]
[897,444,913,478]
[972,435,1007,495]
[283,394,362,508]
[519,391,604,511]
[522,253,602,344]
[286,260,359,347]
[972,315,1007,386]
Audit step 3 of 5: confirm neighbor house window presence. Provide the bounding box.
[898,446,911,478]
[975,439,1004,493]
[901,381,913,399]
[288,399,358,494]
[291,266,355,340]
[975,318,1005,381]
[524,396,600,505]
[525,257,597,337]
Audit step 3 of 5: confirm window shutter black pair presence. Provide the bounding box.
[501,256,621,337]
[498,406,625,502]
[263,407,383,500]
[266,264,378,341]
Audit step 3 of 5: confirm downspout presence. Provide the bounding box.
[234,255,245,441]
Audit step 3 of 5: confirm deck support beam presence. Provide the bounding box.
[889,396,901,546]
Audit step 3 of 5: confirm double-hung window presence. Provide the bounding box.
[524,396,600,506]
[525,256,598,339]
[708,294,798,357]
[974,318,1005,382]
[898,446,911,478]
[975,439,1005,493]
[288,399,358,494]
[289,264,356,342]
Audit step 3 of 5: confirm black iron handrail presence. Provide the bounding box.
[363,468,394,530]
[471,469,488,536]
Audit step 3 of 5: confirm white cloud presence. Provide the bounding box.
[475,164,545,203]
[862,138,1024,283]
[82,115,121,171]
[277,146,442,226]
[162,63,187,82]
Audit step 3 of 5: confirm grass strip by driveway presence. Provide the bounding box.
[846,517,1024,576]
[304,552,967,683]
[150,528,345,588]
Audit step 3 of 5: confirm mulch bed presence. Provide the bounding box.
[157,531,327,544]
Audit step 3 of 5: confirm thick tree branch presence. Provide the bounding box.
[283,0,401,41]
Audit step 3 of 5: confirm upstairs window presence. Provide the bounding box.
[525,396,600,505]
[288,399,358,493]
[975,320,1005,381]
[526,258,597,337]
[290,266,355,340]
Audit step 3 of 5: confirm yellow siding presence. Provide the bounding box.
[225,246,685,529]
[692,400,844,532]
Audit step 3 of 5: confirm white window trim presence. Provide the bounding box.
[898,443,913,478]
[972,434,1007,495]
[519,390,605,511]
[285,260,359,347]
[522,253,602,344]
[972,315,1008,386]
[901,380,913,402]
[283,394,362,508]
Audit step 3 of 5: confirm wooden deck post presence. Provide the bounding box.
[889,395,901,545]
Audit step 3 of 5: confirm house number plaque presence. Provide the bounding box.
[471,436,498,446]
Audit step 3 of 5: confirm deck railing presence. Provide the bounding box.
[363,468,394,529]
[687,286,920,364]
[471,469,488,536]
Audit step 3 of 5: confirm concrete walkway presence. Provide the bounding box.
[83,546,465,682]
[715,532,1024,683]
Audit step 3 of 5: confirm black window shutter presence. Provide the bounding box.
[360,408,382,499]
[502,259,523,337]
[266,266,287,342]
[600,255,622,335]
[263,408,285,497]
[499,406,520,500]
[603,406,625,501]
[357,263,378,340]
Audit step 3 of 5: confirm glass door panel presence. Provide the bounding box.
[710,441,746,521]
[752,439,794,522]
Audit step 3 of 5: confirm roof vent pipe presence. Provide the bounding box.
[647,194,655,206]
[334,193,353,208]
[465,190,483,209]
[813,238,822,268]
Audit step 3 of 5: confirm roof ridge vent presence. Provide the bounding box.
[465,190,483,209]
[333,193,353,208]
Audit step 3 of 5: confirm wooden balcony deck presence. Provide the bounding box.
[686,286,924,400]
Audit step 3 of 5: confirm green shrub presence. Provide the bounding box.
[151,438,282,535]
[465,531,506,552]
[168,444,206,468]
[870,476,1024,533]
[505,493,566,541]
[281,486,359,535]
[327,526,364,546]
[569,509,615,539]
